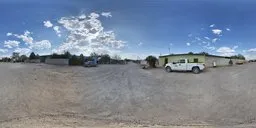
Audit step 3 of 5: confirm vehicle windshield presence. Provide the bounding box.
[0,0,256,128]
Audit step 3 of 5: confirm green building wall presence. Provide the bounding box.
[159,54,206,66]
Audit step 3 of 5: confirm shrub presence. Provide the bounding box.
[145,55,157,68]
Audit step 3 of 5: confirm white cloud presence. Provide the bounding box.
[204,37,210,40]
[138,42,143,46]
[101,12,112,18]
[54,12,126,55]
[11,30,33,45]
[0,49,8,53]
[7,31,51,51]
[233,45,238,50]
[212,38,218,43]
[6,32,12,36]
[89,12,100,19]
[244,54,256,60]
[43,20,53,28]
[188,34,192,37]
[209,24,215,27]
[195,37,201,41]
[14,48,31,55]
[216,46,236,56]
[204,46,215,51]
[31,40,51,50]
[226,28,231,31]
[53,26,61,37]
[212,29,222,35]
[186,42,191,46]
[248,48,256,52]
[4,40,20,48]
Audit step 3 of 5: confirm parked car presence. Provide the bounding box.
[236,60,244,65]
[84,61,97,67]
[165,59,205,74]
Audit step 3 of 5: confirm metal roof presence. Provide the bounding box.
[159,53,231,59]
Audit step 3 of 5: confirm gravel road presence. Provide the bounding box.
[0,62,256,127]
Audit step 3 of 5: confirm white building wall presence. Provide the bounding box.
[205,56,230,67]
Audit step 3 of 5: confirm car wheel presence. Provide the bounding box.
[165,66,172,72]
[192,67,200,74]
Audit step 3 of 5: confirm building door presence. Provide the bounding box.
[194,58,199,63]
[164,58,168,66]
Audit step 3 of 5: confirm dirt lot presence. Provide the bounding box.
[0,62,256,127]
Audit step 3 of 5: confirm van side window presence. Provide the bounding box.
[179,59,185,63]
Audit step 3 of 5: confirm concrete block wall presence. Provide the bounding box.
[45,59,69,65]
[25,59,41,63]
[205,56,230,67]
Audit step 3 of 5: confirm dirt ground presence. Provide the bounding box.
[0,62,256,127]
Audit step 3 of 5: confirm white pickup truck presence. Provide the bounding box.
[165,59,205,74]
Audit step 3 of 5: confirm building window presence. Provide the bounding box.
[194,58,199,63]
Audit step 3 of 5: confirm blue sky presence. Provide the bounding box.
[0,0,256,59]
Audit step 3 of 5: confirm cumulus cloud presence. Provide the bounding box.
[54,12,126,55]
[43,20,53,28]
[14,48,31,55]
[11,30,34,45]
[248,48,256,52]
[53,26,61,37]
[101,12,112,18]
[4,40,20,48]
[186,42,191,46]
[0,49,8,53]
[138,42,143,46]
[6,31,51,51]
[209,24,215,27]
[212,29,222,35]
[6,32,12,36]
[31,40,51,50]
[216,46,236,56]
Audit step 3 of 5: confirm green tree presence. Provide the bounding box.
[199,52,209,55]
[12,52,20,62]
[64,51,72,59]
[188,52,194,54]
[145,55,157,68]
[231,54,245,60]
[69,55,81,65]
[99,54,110,64]
[79,54,85,65]
[29,52,36,60]
[112,54,121,60]
[20,55,28,62]
[90,52,99,57]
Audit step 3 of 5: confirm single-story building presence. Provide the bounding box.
[159,53,244,67]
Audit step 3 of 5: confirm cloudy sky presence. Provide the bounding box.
[0,0,256,59]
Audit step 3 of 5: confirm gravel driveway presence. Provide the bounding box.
[0,62,256,127]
